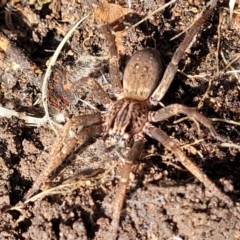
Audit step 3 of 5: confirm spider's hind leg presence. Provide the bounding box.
[74,77,112,108]
[150,0,218,103]
[99,23,122,96]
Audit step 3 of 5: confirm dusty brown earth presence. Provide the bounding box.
[0,0,240,239]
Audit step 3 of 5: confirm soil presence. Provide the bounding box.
[0,0,240,239]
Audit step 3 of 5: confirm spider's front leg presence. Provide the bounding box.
[24,75,112,200]
[24,114,103,200]
[143,122,233,206]
[109,139,144,240]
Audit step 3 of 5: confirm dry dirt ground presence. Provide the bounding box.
[0,0,240,239]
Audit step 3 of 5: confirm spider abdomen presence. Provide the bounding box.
[123,48,163,101]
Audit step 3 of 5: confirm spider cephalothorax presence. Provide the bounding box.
[103,98,148,148]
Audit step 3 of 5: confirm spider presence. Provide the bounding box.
[24,0,233,239]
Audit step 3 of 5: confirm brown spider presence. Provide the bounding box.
[24,0,233,239]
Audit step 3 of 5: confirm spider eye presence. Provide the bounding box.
[105,134,117,148]
[118,138,127,148]
[104,132,130,148]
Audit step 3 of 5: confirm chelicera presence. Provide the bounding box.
[24,0,233,239]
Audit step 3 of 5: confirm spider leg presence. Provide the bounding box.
[108,139,144,240]
[99,24,122,96]
[149,104,225,141]
[24,114,102,200]
[74,77,112,107]
[143,122,233,206]
[150,0,218,103]
[93,1,122,94]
